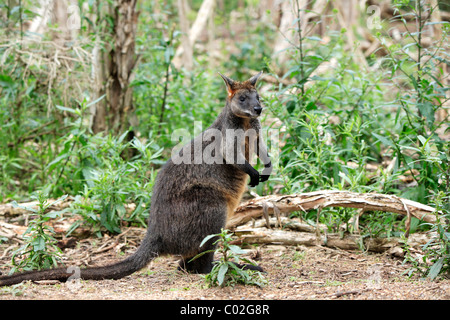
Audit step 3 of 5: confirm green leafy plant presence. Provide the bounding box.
[263,0,449,280]
[192,229,267,288]
[65,133,162,235]
[9,192,67,273]
[373,0,449,202]
[423,192,450,280]
[403,191,450,280]
[367,0,449,279]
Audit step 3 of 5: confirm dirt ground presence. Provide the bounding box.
[1,227,449,301]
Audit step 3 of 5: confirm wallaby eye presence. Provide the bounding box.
[239,96,246,102]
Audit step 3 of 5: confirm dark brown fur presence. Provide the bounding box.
[0,72,272,286]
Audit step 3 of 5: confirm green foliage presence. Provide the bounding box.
[9,192,66,273]
[403,191,450,280]
[192,229,267,288]
[372,0,450,203]
[66,132,162,235]
[263,0,449,279]
[266,26,391,232]
[133,1,223,153]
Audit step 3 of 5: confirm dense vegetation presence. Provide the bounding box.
[0,0,449,279]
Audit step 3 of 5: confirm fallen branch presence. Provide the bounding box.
[0,198,73,218]
[227,190,438,229]
[227,190,440,254]
[234,226,430,254]
[0,221,27,240]
[0,197,136,218]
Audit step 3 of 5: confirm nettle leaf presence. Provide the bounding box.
[417,102,435,128]
[199,234,218,248]
[427,258,444,280]
[44,194,68,210]
[228,245,247,255]
[372,132,394,148]
[55,105,77,114]
[217,263,229,286]
[32,236,46,252]
[11,200,38,213]
[46,153,70,172]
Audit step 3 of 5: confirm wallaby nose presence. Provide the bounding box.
[254,106,262,115]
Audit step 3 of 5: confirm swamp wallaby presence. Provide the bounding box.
[0,72,272,286]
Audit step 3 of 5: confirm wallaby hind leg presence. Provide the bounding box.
[178,250,215,274]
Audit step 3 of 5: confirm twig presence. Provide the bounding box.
[330,289,369,298]
[398,196,412,238]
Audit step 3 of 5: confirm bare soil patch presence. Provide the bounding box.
[1,227,449,300]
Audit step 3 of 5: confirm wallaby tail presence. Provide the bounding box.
[0,237,157,287]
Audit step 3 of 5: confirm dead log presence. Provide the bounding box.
[234,226,430,254]
[227,190,439,229]
[0,197,138,219]
[0,221,27,239]
[244,216,326,232]
[0,198,73,218]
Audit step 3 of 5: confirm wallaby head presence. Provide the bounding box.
[219,72,263,119]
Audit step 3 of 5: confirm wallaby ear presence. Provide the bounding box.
[219,72,236,97]
[247,71,263,87]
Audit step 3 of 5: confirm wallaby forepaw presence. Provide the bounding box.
[248,175,260,187]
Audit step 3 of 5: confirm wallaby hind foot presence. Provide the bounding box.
[177,256,264,274]
[178,252,215,274]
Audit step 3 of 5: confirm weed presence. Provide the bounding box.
[192,229,267,288]
[403,191,450,279]
[9,191,66,273]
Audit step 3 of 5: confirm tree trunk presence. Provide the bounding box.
[177,0,193,70]
[25,0,76,44]
[90,0,139,136]
[271,0,299,73]
[172,0,215,69]
[50,0,70,45]
[90,1,112,134]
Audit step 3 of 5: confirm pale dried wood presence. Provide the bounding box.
[0,221,27,238]
[176,0,193,70]
[0,198,73,217]
[172,0,215,69]
[227,190,438,229]
[271,0,306,73]
[243,216,325,232]
[234,226,430,254]
[0,198,137,218]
